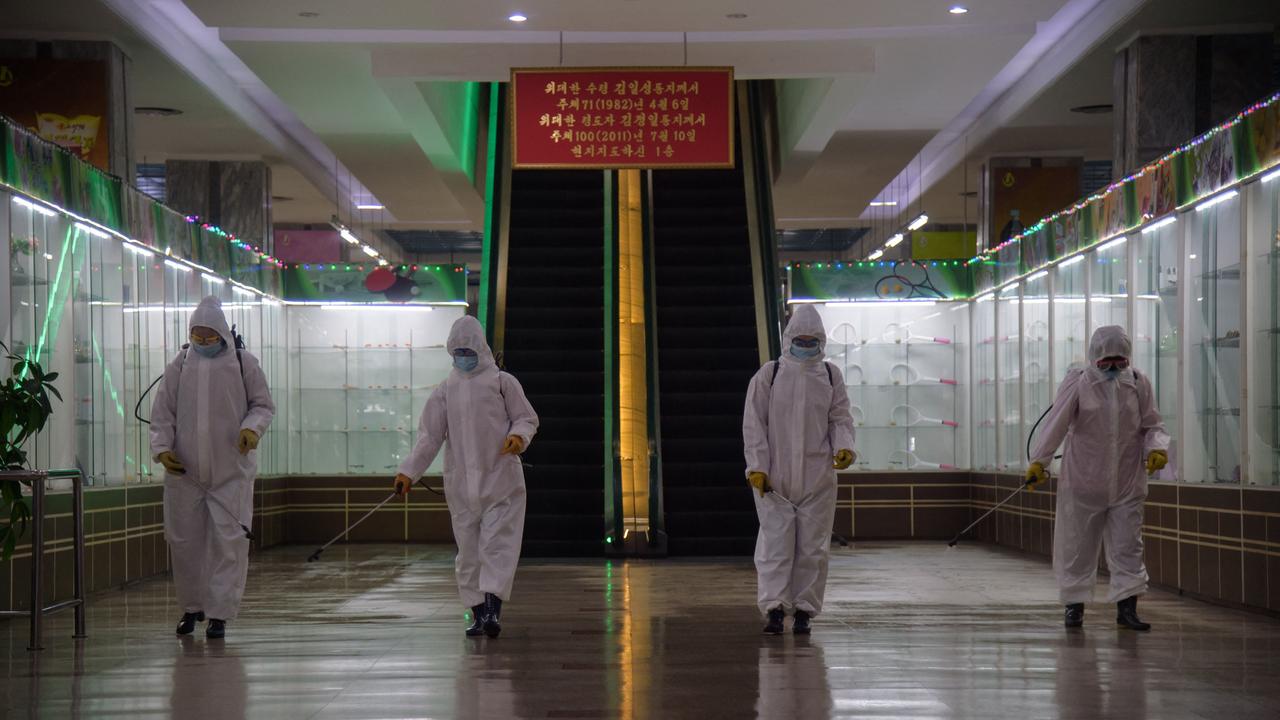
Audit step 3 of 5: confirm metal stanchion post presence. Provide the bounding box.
[72,476,86,639]
[27,478,44,651]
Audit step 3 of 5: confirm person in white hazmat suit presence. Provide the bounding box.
[1027,325,1169,631]
[743,305,856,635]
[151,296,275,640]
[393,315,539,638]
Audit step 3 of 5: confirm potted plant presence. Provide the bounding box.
[0,341,62,560]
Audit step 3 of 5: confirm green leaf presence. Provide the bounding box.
[43,372,58,383]
[45,384,62,402]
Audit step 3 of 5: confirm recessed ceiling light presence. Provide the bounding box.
[135,106,183,116]
[726,13,748,19]
[1070,104,1113,114]
[508,13,528,22]
[949,6,969,14]
[298,11,320,18]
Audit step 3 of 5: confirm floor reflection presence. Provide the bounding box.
[0,543,1276,719]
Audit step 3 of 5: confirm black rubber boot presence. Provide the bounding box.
[175,611,205,636]
[465,604,486,637]
[793,610,812,635]
[483,593,502,638]
[206,619,227,639]
[1064,603,1084,628]
[1116,596,1151,631]
[763,608,785,635]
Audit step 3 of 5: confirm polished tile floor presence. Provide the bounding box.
[3,542,1279,719]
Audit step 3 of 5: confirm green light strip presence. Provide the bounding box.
[30,224,79,372]
[478,82,500,332]
[602,172,616,545]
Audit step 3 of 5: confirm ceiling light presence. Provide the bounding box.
[948,5,968,14]
[361,245,380,258]
[508,13,528,22]
[298,11,320,18]
[1263,167,1280,184]
[135,106,183,116]
[164,259,192,273]
[356,204,384,211]
[726,13,748,19]
[907,213,929,231]
[868,201,898,207]
[868,249,885,260]
[885,233,904,248]
[340,229,359,245]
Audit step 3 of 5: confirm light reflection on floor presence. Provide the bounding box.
[2,542,1278,719]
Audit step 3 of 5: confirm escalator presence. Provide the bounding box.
[502,169,607,557]
[651,166,762,555]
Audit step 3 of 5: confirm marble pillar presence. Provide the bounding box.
[165,161,273,251]
[1113,32,1275,178]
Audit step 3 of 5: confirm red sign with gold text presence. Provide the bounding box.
[511,67,734,169]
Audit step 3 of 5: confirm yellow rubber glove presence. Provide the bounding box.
[1025,461,1049,490]
[501,435,526,455]
[747,471,770,498]
[394,473,414,496]
[237,429,260,455]
[1146,449,1168,475]
[833,449,856,470]
[155,451,185,475]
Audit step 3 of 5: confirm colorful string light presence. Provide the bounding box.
[964,91,1280,267]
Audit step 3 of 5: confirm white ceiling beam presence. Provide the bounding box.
[100,0,403,261]
[862,0,1149,220]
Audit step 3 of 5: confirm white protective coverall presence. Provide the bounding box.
[1030,325,1170,604]
[151,296,275,621]
[743,305,856,616]
[398,316,539,607]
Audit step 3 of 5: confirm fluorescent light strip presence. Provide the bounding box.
[355,204,384,210]
[340,229,359,245]
[1263,167,1280,184]
[202,274,225,285]
[1058,254,1085,268]
[975,293,993,303]
[1026,271,1048,282]
[827,300,937,308]
[868,249,885,260]
[1195,189,1238,212]
[12,196,57,217]
[999,283,1019,296]
[123,241,155,257]
[361,245,380,258]
[885,233,904,248]
[1096,237,1127,252]
[164,259,192,273]
[868,201,898,207]
[318,304,434,312]
[1141,216,1177,234]
[907,213,929,231]
[74,221,109,239]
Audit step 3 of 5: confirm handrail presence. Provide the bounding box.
[0,469,88,650]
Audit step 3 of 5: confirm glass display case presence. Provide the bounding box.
[288,305,462,475]
[1247,174,1280,486]
[1052,255,1088,376]
[5,189,291,488]
[817,301,968,471]
[1184,191,1243,484]
[996,285,1021,470]
[1090,236,1129,331]
[1133,218,1181,482]
[972,294,996,470]
[1021,272,1051,470]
